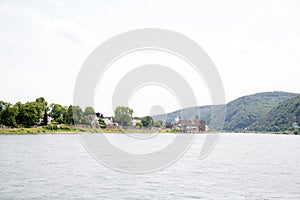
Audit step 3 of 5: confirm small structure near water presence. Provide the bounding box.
[179,119,207,133]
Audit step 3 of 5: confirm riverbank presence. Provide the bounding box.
[0,126,124,134]
[0,125,167,134]
[0,127,298,135]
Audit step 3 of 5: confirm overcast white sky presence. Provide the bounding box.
[0,0,299,116]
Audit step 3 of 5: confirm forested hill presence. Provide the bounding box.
[153,91,299,131]
[249,95,300,132]
[223,91,299,131]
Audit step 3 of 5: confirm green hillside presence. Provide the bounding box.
[249,95,300,132]
[223,91,298,131]
[152,91,299,131]
[152,105,213,124]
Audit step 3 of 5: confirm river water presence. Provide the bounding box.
[0,133,299,199]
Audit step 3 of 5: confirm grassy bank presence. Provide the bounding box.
[0,126,298,135]
[0,125,124,134]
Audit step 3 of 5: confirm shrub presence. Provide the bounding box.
[60,125,71,131]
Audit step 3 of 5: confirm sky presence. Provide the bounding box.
[0,0,300,116]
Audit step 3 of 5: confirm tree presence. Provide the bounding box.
[65,105,74,124]
[35,97,48,111]
[154,120,164,128]
[141,116,154,128]
[64,105,83,124]
[98,118,107,129]
[64,106,73,124]
[14,102,23,125]
[136,121,143,128]
[82,116,91,125]
[114,106,133,126]
[81,107,96,125]
[84,107,95,116]
[50,103,66,124]
[0,101,19,127]
[36,97,48,125]
[72,106,83,124]
[18,101,43,127]
[0,101,6,125]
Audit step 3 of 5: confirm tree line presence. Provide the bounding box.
[109,106,164,128]
[0,98,164,129]
[0,97,97,128]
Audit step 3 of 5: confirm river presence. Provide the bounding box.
[0,133,299,199]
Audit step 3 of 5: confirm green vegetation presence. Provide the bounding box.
[136,121,143,128]
[153,91,299,132]
[249,95,300,132]
[0,97,98,128]
[141,116,154,128]
[154,120,164,128]
[50,103,65,124]
[98,118,107,129]
[0,125,77,134]
[1,92,300,134]
[0,98,48,127]
[114,106,133,126]
[223,91,298,131]
[0,126,124,134]
[0,98,166,133]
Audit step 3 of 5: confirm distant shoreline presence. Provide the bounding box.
[0,127,298,135]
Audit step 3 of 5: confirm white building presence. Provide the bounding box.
[103,117,113,125]
[131,119,141,126]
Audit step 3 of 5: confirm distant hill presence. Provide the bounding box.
[249,95,300,132]
[223,91,298,131]
[152,91,299,131]
[152,105,210,123]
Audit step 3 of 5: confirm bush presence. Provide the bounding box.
[44,124,72,131]
[294,130,299,135]
[60,125,71,131]
[43,125,53,130]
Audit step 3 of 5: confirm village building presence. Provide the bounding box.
[131,119,142,126]
[179,119,207,133]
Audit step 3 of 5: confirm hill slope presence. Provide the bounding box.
[152,105,212,124]
[223,91,298,131]
[152,91,299,131]
[249,95,300,132]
